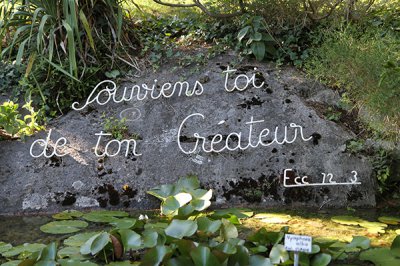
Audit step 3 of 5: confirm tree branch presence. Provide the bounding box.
[152,0,197,8]
[153,0,245,19]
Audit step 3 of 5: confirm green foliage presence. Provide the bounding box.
[236,15,276,61]
[0,100,43,138]
[102,116,136,140]
[306,24,400,139]
[1,177,400,265]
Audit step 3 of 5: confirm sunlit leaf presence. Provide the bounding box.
[165,220,197,239]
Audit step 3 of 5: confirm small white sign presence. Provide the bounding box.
[284,234,312,253]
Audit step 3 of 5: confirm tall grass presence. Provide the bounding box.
[306,25,400,139]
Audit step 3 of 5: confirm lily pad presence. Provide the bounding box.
[396,229,400,235]
[82,210,128,223]
[331,216,363,226]
[58,259,98,266]
[360,248,400,266]
[391,235,400,256]
[1,243,46,258]
[346,236,370,250]
[110,218,137,229]
[80,232,110,256]
[58,246,86,260]
[165,219,197,239]
[378,216,400,225]
[0,261,22,266]
[0,242,12,254]
[40,220,88,234]
[359,221,387,234]
[52,210,83,220]
[254,213,292,224]
[311,253,331,266]
[269,244,289,264]
[64,232,102,247]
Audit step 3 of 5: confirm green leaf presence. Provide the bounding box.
[38,242,56,261]
[191,199,211,211]
[166,256,192,266]
[0,260,22,266]
[228,245,249,266]
[197,217,221,234]
[190,246,221,266]
[141,245,173,266]
[110,218,137,229]
[269,244,289,264]
[82,210,128,223]
[78,10,95,51]
[52,210,83,220]
[220,218,238,240]
[360,248,400,266]
[176,175,200,191]
[0,242,12,254]
[147,184,175,200]
[237,26,251,42]
[331,216,362,226]
[143,230,159,248]
[378,216,400,225]
[165,220,198,239]
[391,235,400,256]
[119,229,142,251]
[346,236,370,250]
[57,246,85,260]
[161,196,181,216]
[253,213,292,224]
[58,260,98,266]
[40,220,88,234]
[251,41,265,61]
[252,32,262,41]
[311,253,331,266]
[64,232,101,247]
[249,255,273,266]
[2,243,46,258]
[80,232,110,255]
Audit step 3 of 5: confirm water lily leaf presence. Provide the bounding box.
[58,259,98,266]
[0,242,12,254]
[311,253,331,266]
[346,236,370,250]
[166,256,192,266]
[269,244,289,264]
[331,216,363,226]
[378,216,400,225]
[82,210,128,223]
[110,218,137,229]
[147,184,175,200]
[216,241,237,255]
[119,229,141,251]
[177,204,195,217]
[64,232,101,247]
[359,221,387,234]
[175,239,196,257]
[142,230,159,248]
[254,213,292,224]
[211,208,253,219]
[80,232,110,255]
[35,260,57,266]
[250,245,268,253]
[191,189,213,201]
[161,196,181,216]
[38,242,56,261]
[40,220,88,234]
[141,245,173,265]
[220,218,238,240]
[52,210,83,220]
[197,217,221,234]
[360,248,400,266]
[396,229,400,235]
[391,235,400,256]
[57,247,85,260]
[191,199,211,211]
[0,260,22,266]
[165,220,197,239]
[249,255,273,266]
[2,243,46,258]
[228,245,249,265]
[176,175,200,191]
[190,246,221,266]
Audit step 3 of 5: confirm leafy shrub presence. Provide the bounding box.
[0,100,43,139]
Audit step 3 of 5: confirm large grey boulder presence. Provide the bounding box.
[0,55,376,215]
